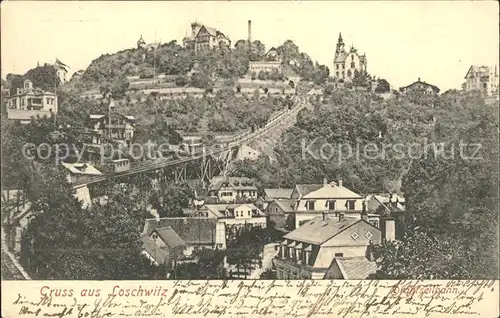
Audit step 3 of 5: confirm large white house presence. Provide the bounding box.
[274,214,394,279]
[6,80,58,123]
[292,179,364,229]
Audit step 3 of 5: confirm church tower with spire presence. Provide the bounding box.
[335,32,345,54]
[333,32,367,83]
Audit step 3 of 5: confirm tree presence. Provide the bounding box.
[375,78,390,93]
[352,70,371,88]
[153,183,193,217]
[175,76,188,87]
[20,168,157,279]
[258,71,266,81]
[370,229,472,279]
[250,40,266,61]
[24,64,60,92]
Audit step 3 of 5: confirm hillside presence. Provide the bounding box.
[69,38,330,94]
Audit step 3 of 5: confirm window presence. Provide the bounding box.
[372,220,379,228]
[365,231,373,240]
[351,61,355,69]
[347,70,352,77]
[327,200,336,210]
[306,201,315,210]
[336,64,339,70]
[248,211,250,217]
[336,71,339,78]
[334,253,343,257]
[351,232,359,240]
[347,200,355,210]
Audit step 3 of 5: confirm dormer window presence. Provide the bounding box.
[152,233,158,240]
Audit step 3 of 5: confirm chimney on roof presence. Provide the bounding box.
[323,177,328,186]
[338,179,343,187]
[361,212,368,222]
[322,211,328,221]
[338,213,344,222]
[418,77,421,82]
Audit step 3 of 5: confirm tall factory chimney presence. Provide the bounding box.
[248,20,252,50]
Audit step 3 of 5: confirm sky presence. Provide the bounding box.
[2,1,499,91]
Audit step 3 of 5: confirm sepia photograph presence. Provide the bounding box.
[1,1,499,317]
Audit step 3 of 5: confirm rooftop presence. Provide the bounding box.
[209,176,257,192]
[272,199,297,213]
[7,109,54,121]
[264,188,293,200]
[152,226,186,248]
[143,217,217,245]
[294,184,323,198]
[302,183,362,199]
[204,203,266,218]
[326,257,377,279]
[284,216,360,245]
[61,162,102,176]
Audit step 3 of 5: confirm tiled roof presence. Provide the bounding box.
[329,257,377,279]
[61,162,102,176]
[401,80,440,93]
[142,237,169,264]
[7,110,54,121]
[272,199,296,213]
[143,217,217,245]
[204,204,228,218]
[295,184,323,197]
[153,226,186,248]
[205,203,266,217]
[302,183,362,199]
[264,188,293,200]
[209,176,257,192]
[284,216,360,245]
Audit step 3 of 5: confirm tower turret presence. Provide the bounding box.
[336,32,345,53]
[137,35,146,49]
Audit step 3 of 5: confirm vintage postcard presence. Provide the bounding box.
[1,1,499,317]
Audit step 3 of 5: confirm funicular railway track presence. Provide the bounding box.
[74,95,307,187]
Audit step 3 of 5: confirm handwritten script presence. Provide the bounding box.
[1,280,498,317]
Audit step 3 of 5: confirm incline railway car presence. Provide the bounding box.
[109,159,131,173]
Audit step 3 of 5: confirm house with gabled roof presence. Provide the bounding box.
[142,217,227,266]
[182,22,231,52]
[274,214,393,279]
[265,198,297,230]
[208,176,258,203]
[257,187,293,210]
[203,203,267,229]
[463,65,499,97]
[399,78,440,96]
[141,226,187,266]
[291,179,364,229]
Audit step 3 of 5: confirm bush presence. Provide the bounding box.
[175,76,188,87]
